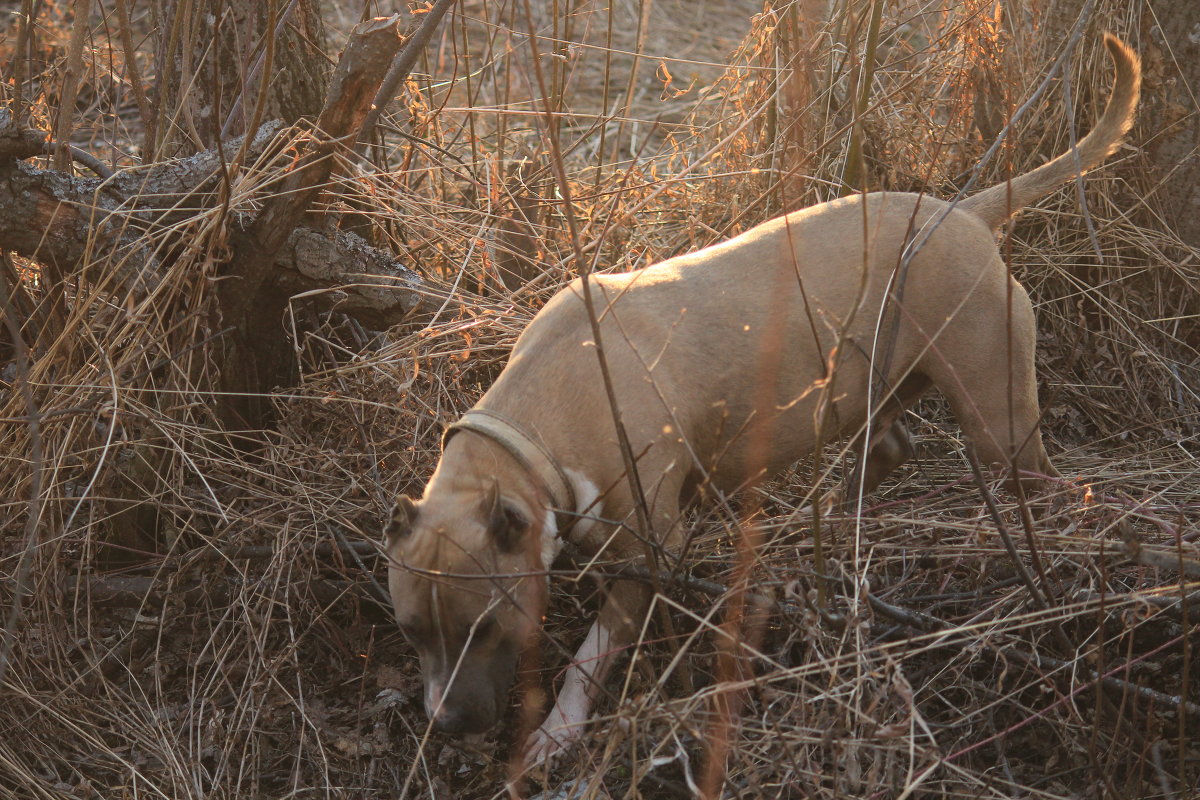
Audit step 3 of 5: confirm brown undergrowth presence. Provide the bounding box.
[0,1,1196,798]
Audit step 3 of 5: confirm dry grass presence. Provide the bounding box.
[0,0,1197,798]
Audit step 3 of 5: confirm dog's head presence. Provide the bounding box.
[384,483,546,735]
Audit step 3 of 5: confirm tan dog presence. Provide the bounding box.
[385,35,1139,766]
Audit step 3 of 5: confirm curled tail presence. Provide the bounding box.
[960,33,1140,230]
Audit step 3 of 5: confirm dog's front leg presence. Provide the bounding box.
[523,582,653,767]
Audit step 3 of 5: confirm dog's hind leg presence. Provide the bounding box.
[921,275,1060,495]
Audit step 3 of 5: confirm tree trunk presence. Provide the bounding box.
[140,0,331,428]
[148,0,329,158]
[212,15,408,430]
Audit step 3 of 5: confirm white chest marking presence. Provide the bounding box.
[540,507,560,572]
[565,468,602,539]
[538,469,601,573]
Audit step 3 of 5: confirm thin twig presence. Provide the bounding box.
[52,0,93,173]
[0,253,44,689]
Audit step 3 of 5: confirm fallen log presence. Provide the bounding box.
[0,108,422,329]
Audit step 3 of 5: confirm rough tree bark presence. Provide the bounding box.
[148,0,330,159]
[0,111,422,326]
[213,14,410,429]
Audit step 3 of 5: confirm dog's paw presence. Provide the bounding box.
[522,717,583,769]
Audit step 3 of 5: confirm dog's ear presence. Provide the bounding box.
[384,496,418,548]
[484,483,529,554]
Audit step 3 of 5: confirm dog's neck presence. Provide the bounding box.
[428,431,566,571]
[444,409,577,522]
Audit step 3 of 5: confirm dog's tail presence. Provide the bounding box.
[960,33,1140,231]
